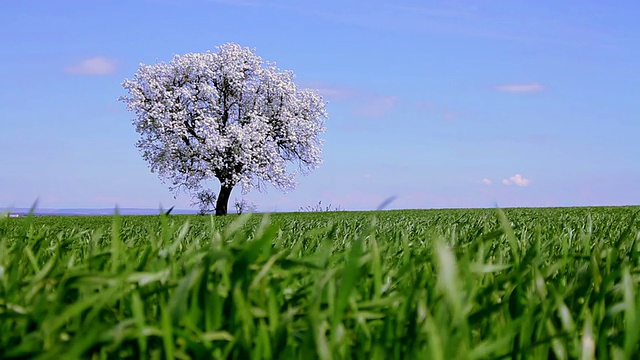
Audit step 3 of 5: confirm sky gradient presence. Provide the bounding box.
[1,0,639,212]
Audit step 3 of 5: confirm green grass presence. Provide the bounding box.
[1,207,639,359]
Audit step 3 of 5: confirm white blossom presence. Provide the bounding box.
[120,43,326,214]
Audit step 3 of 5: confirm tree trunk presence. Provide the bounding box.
[215,184,233,216]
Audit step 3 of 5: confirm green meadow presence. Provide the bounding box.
[1,206,639,359]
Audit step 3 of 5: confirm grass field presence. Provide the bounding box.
[1,206,639,359]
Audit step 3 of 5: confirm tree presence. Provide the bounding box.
[191,189,217,215]
[120,43,327,215]
[234,198,257,215]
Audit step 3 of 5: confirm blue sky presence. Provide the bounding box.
[1,0,639,212]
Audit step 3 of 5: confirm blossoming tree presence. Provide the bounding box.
[121,43,327,215]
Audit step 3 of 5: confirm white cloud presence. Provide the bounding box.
[307,82,398,118]
[480,178,492,185]
[502,174,531,186]
[415,100,436,109]
[312,85,356,102]
[495,82,544,93]
[354,95,398,117]
[65,56,118,75]
[442,111,458,121]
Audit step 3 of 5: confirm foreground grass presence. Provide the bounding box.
[1,207,639,359]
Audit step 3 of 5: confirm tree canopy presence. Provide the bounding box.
[121,43,327,215]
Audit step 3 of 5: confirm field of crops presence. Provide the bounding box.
[1,206,639,359]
